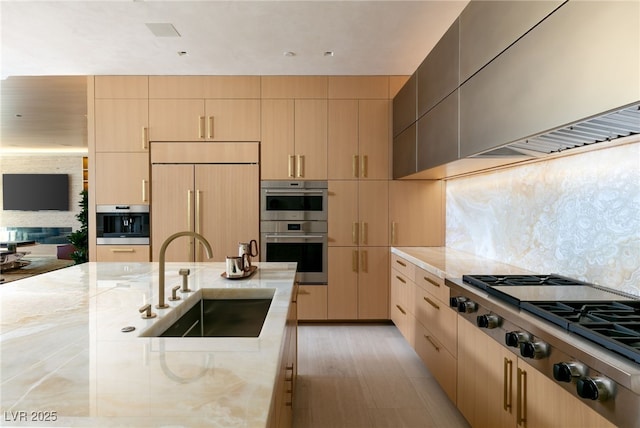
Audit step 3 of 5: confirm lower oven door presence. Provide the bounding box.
[260,223,327,284]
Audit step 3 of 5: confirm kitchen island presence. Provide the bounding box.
[0,261,297,427]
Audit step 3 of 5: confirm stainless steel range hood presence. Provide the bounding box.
[472,103,640,158]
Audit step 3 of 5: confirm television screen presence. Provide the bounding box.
[2,174,69,211]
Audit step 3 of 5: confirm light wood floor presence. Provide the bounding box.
[293,323,470,428]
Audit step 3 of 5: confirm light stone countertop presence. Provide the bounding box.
[0,261,297,427]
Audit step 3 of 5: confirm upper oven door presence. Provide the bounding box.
[260,181,327,221]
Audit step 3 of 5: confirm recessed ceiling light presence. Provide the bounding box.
[177,51,188,56]
[324,51,334,57]
[145,23,181,38]
[283,51,296,57]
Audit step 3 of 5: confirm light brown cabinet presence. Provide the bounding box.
[94,245,150,262]
[151,162,258,262]
[389,180,444,247]
[94,152,149,205]
[94,99,149,152]
[260,99,327,180]
[328,99,390,180]
[296,285,327,321]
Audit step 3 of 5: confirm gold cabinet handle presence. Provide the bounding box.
[361,155,368,178]
[424,335,440,352]
[360,249,368,273]
[395,275,406,284]
[424,276,440,288]
[352,155,359,178]
[352,249,359,272]
[297,155,304,177]
[504,357,513,412]
[391,222,397,245]
[110,248,134,253]
[395,259,406,267]
[208,116,214,139]
[198,116,205,139]
[142,179,148,202]
[517,368,527,426]
[195,190,201,235]
[360,222,368,245]
[424,296,440,310]
[142,127,148,150]
[395,304,406,315]
[187,190,194,261]
[297,288,311,296]
[288,155,295,178]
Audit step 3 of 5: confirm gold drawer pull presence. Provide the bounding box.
[298,289,310,295]
[504,357,513,411]
[111,248,134,253]
[424,296,440,310]
[395,259,406,267]
[424,335,440,352]
[395,275,406,284]
[395,304,406,315]
[424,276,440,287]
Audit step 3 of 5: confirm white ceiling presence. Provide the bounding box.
[0,0,469,151]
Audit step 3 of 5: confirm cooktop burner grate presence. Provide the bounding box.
[462,274,590,290]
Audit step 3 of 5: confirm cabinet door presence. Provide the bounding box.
[195,164,259,262]
[95,99,149,152]
[95,153,149,205]
[327,100,358,179]
[204,99,260,141]
[151,164,194,262]
[328,181,358,246]
[261,99,294,180]
[358,99,390,179]
[389,180,444,247]
[358,247,389,319]
[327,247,358,320]
[358,180,388,247]
[392,73,416,137]
[416,90,458,171]
[392,123,417,179]
[149,99,205,141]
[297,285,327,320]
[457,317,491,427]
[294,99,327,180]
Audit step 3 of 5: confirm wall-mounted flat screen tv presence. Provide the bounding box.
[2,174,69,211]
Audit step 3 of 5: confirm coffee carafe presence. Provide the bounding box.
[238,239,258,267]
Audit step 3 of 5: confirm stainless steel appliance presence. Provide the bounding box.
[96,205,150,245]
[260,220,327,284]
[449,274,640,428]
[260,180,327,221]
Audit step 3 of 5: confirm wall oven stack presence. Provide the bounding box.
[448,274,640,428]
[260,181,328,284]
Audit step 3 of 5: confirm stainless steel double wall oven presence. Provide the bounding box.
[260,181,327,284]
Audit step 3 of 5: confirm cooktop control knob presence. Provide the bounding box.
[505,331,532,348]
[449,296,467,308]
[577,376,614,402]
[520,340,549,359]
[477,314,501,329]
[458,300,478,313]
[553,362,587,383]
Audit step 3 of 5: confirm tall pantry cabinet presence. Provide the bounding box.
[90,76,151,262]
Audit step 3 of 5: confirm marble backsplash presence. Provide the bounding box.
[446,139,640,297]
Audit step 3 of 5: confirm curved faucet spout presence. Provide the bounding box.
[157,231,213,309]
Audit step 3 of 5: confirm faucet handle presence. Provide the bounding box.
[169,285,181,301]
[139,304,157,319]
[179,268,192,292]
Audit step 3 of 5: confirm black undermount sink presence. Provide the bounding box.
[140,288,274,338]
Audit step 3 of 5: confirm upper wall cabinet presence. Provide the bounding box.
[460,1,640,157]
[458,1,563,84]
[417,90,458,171]
[148,76,260,142]
[392,123,417,179]
[392,73,416,137]
[417,19,459,118]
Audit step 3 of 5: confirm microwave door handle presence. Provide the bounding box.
[263,189,325,194]
[264,234,325,239]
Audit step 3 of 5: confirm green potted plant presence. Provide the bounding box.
[68,189,88,264]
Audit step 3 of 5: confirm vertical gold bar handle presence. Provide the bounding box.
[504,358,513,411]
[352,222,359,245]
[208,116,214,139]
[297,155,304,177]
[360,222,367,245]
[142,127,148,150]
[195,190,202,261]
[391,222,397,246]
[288,155,295,178]
[142,180,148,202]
[187,190,193,261]
[198,116,205,139]
[352,155,359,178]
[352,250,359,272]
[361,155,367,178]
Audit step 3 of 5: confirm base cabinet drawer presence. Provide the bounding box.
[297,285,327,321]
[391,253,416,279]
[414,286,457,356]
[390,301,415,348]
[95,245,150,262]
[415,322,457,404]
